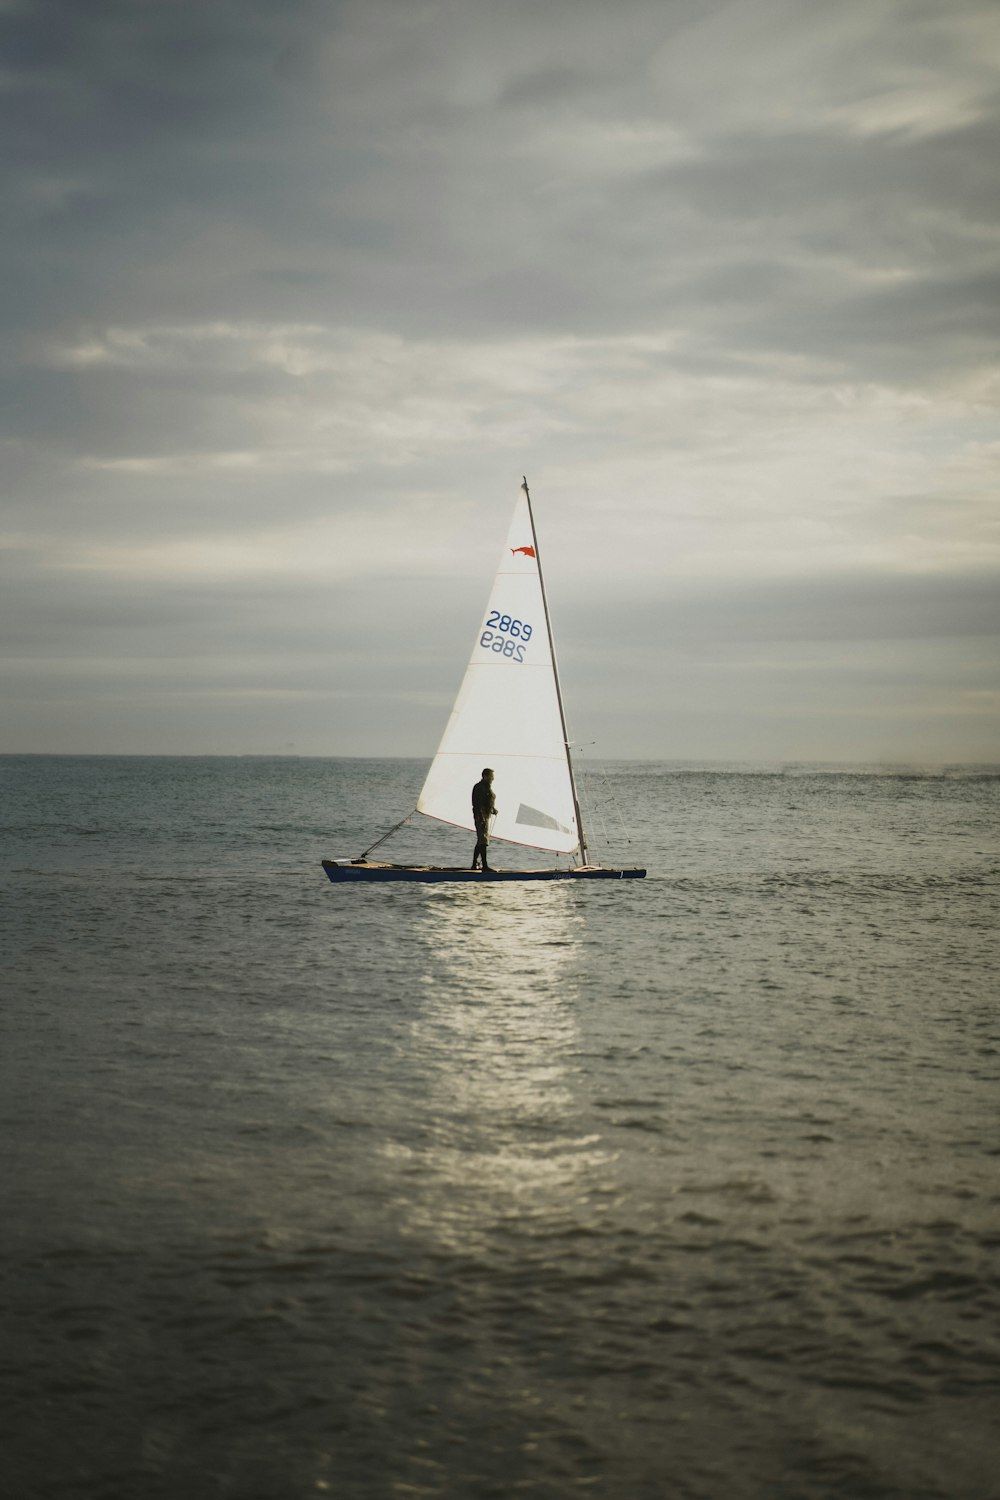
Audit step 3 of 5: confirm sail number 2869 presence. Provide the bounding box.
[480,612,533,662]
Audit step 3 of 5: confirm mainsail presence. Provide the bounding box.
[416,487,581,855]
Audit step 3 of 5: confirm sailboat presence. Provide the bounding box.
[322,479,646,882]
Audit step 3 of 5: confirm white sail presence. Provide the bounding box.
[416,489,580,854]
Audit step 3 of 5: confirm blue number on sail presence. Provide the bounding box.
[484,611,533,643]
[480,629,525,662]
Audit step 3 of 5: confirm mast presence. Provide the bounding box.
[521,477,590,866]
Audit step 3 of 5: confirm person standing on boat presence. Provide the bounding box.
[471,768,497,871]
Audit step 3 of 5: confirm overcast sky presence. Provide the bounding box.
[3,0,999,762]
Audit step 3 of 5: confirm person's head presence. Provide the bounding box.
[482,767,494,781]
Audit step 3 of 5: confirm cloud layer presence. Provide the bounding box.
[2,0,999,759]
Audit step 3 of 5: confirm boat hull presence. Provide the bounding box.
[322,859,646,883]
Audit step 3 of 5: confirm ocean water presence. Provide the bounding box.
[2,754,998,1500]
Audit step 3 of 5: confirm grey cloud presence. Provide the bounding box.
[2,0,998,758]
[1,565,481,717]
[659,119,1000,237]
[5,0,998,363]
[561,571,1000,653]
[9,559,994,665]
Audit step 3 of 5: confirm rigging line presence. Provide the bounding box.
[603,765,634,847]
[577,746,634,850]
[577,746,612,849]
[593,757,633,848]
[355,816,413,864]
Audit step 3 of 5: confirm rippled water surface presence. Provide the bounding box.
[2,756,999,1499]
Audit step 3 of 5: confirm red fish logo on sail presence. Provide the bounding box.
[511,545,535,558]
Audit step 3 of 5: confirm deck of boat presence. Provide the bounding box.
[322,859,646,883]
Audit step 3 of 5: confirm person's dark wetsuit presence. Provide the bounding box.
[471,769,497,871]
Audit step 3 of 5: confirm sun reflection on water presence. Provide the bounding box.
[382,885,617,1252]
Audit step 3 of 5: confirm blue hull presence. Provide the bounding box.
[322,859,645,883]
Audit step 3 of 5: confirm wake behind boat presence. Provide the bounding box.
[323,480,645,884]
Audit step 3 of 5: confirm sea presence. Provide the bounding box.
[2,754,998,1500]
